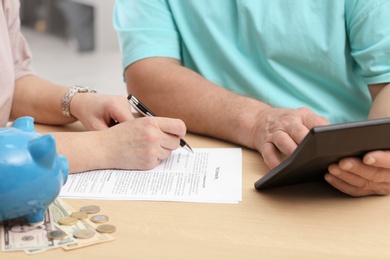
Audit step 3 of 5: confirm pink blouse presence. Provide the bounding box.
[0,0,34,126]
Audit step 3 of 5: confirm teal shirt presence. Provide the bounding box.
[114,0,390,124]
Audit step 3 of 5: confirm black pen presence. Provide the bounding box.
[127,94,194,153]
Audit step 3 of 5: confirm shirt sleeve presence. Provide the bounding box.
[13,33,34,81]
[113,0,181,72]
[346,0,390,85]
[6,0,35,80]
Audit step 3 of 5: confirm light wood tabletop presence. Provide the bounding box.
[3,122,390,260]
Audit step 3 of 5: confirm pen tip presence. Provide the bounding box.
[183,145,194,153]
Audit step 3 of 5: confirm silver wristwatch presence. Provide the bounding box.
[61,85,97,118]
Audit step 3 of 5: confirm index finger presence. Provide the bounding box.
[301,110,330,129]
[288,109,330,144]
[110,97,135,123]
[156,117,187,139]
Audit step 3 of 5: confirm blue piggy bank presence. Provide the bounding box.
[0,117,68,224]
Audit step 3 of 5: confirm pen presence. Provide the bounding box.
[127,94,194,153]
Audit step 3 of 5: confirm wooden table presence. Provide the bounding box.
[3,123,390,259]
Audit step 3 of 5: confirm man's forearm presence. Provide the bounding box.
[125,57,270,149]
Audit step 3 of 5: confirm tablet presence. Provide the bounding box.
[254,117,390,191]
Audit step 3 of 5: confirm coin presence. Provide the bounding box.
[48,230,67,240]
[90,214,109,223]
[80,205,100,214]
[96,224,116,234]
[73,229,95,239]
[71,211,88,220]
[58,216,78,226]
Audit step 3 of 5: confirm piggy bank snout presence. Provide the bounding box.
[59,155,69,184]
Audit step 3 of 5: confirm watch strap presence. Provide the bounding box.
[61,85,97,118]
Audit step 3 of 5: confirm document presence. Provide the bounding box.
[60,148,242,203]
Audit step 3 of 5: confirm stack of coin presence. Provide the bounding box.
[73,229,95,239]
[80,205,101,214]
[78,204,117,235]
[58,216,78,226]
[90,214,109,224]
[96,224,116,234]
[47,230,67,240]
[58,204,117,237]
[70,211,88,220]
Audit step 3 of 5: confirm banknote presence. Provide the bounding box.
[0,207,75,254]
[1,198,114,254]
[50,198,115,250]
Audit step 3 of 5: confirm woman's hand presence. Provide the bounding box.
[94,116,187,170]
[70,93,134,130]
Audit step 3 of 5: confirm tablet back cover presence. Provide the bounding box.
[254,118,390,190]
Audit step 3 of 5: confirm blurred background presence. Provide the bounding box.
[20,0,127,96]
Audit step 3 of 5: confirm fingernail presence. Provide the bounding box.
[365,156,376,165]
[325,174,333,183]
[329,167,341,176]
[341,161,353,170]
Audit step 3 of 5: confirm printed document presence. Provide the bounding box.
[60,148,242,203]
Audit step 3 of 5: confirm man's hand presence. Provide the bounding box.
[326,150,390,196]
[324,83,390,195]
[253,106,330,169]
